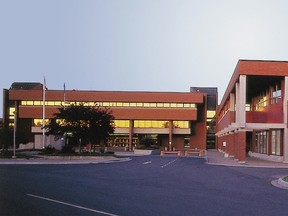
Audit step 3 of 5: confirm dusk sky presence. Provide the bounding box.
[1,0,288,117]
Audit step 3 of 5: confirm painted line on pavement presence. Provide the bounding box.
[161,159,178,168]
[143,161,152,165]
[27,194,119,216]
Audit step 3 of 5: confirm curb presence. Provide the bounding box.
[271,177,288,190]
[0,157,132,165]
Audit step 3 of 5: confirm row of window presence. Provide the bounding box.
[254,130,282,156]
[20,100,197,109]
[33,119,190,129]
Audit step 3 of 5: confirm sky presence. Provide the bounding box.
[1,0,288,117]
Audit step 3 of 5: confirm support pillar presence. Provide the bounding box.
[128,120,134,151]
[235,75,246,127]
[283,77,288,163]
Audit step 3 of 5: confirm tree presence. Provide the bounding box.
[45,103,115,153]
[0,125,13,150]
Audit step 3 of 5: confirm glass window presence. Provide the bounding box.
[271,130,282,156]
[47,101,54,106]
[114,120,130,128]
[207,110,216,119]
[173,121,189,128]
[33,119,50,126]
[26,101,34,105]
[184,137,190,148]
[255,131,268,154]
[34,101,41,106]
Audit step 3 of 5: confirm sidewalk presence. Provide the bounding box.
[206,149,288,168]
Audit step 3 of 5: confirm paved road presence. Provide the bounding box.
[1,156,288,216]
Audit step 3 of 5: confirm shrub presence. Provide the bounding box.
[61,145,75,153]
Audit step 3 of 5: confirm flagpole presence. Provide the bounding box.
[64,83,66,110]
[42,77,46,149]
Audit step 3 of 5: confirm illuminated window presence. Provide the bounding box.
[114,120,130,128]
[9,107,15,119]
[207,111,216,119]
[47,101,54,106]
[173,121,189,128]
[33,119,50,126]
[34,101,41,106]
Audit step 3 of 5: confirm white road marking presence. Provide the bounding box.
[143,161,152,165]
[27,194,119,216]
[161,159,178,168]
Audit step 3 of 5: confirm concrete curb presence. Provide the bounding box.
[271,177,288,190]
[0,157,132,165]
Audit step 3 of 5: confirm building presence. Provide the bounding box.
[2,83,217,152]
[191,87,218,149]
[216,60,288,163]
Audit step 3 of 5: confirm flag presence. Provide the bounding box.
[43,76,47,90]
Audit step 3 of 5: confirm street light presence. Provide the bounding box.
[12,110,17,159]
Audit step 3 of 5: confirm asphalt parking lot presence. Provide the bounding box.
[1,154,288,216]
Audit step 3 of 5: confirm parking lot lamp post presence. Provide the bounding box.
[12,110,17,159]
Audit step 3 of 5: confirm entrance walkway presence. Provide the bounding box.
[206,149,288,168]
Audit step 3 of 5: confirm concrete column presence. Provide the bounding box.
[128,120,134,151]
[283,77,288,163]
[230,93,235,111]
[235,75,246,127]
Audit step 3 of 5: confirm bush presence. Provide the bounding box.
[44,145,56,154]
[61,145,75,153]
[0,149,13,158]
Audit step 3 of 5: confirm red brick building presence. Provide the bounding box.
[216,60,288,163]
[3,83,216,152]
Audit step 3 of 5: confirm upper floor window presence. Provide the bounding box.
[271,84,281,104]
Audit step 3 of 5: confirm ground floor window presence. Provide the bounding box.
[255,131,268,154]
[253,129,283,156]
[184,137,190,148]
[271,129,282,156]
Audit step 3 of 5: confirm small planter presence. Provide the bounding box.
[134,149,160,155]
